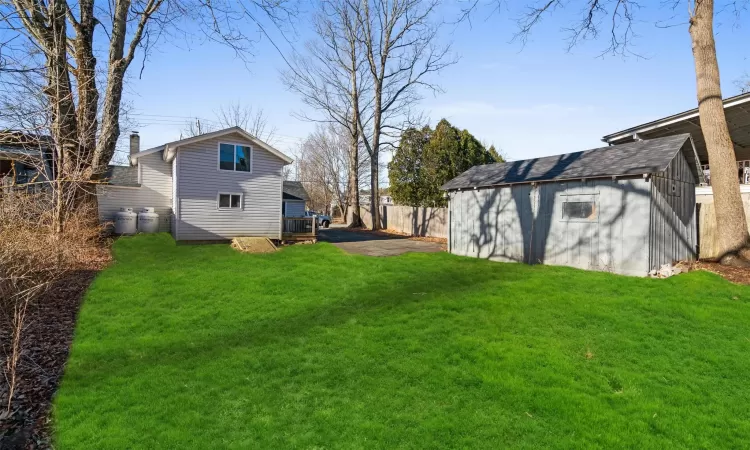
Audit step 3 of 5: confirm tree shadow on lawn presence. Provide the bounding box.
[58,244,749,404]
[54,242,750,448]
[60,252,548,391]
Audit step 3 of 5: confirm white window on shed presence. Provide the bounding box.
[218,193,242,210]
[218,143,252,172]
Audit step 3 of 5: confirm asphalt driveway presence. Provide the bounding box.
[318,228,444,256]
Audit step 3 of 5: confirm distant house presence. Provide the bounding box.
[282,181,309,217]
[0,131,54,190]
[602,92,750,198]
[360,190,394,206]
[97,127,299,241]
[443,135,700,276]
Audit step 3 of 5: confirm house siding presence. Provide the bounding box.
[175,132,285,240]
[96,151,172,231]
[449,177,653,276]
[284,200,305,217]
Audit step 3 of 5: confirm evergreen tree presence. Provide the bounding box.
[389,119,502,207]
[387,127,430,206]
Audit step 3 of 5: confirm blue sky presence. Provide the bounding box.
[125,2,750,166]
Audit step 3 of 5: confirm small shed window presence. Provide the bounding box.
[562,201,595,220]
[218,193,242,210]
[218,143,252,172]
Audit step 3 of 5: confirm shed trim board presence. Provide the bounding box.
[450,173,648,192]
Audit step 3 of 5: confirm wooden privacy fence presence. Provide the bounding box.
[359,205,448,238]
[697,200,750,259]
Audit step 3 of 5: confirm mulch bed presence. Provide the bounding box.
[690,261,750,285]
[0,271,101,449]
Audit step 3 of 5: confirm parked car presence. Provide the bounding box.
[304,210,331,228]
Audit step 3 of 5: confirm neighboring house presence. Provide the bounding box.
[442,135,700,276]
[602,92,750,198]
[97,127,294,240]
[0,131,54,190]
[360,191,393,206]
[282,181,309,217]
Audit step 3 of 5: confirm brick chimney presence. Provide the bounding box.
[129,131,140,165]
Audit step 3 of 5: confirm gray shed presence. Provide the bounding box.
[442,134,701,276]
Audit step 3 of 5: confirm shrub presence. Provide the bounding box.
[0,190,109,414]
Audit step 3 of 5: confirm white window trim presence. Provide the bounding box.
[217,192,244,211]
[217,142,253,173]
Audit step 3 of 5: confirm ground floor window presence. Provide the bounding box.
[218,193,242,210]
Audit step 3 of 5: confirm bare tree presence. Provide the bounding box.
[216,102,277,143]
[298,124,369,217]
[182,102,278,144]
[463,0,750,265]
[282,0,366,226]
[0,0,297,228]
[352,0,456,229]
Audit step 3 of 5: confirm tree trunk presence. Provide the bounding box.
[45,0,80,231]
[370,156,379,230]
[74,0,99,172]
[91,0,130,177]
[348,135,361,227]
[689,0,750,265]
[369,80,382,230]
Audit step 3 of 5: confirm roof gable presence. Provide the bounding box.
[442,134,698,191]
[283,181,309,201]
[131,127,293,165]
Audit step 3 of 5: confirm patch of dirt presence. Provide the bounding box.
[0,271,99,449]
[689,261,750,285]
[231,237,278,253]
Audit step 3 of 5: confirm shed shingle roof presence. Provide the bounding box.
[442,134,696,191]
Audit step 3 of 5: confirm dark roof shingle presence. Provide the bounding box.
[442,134,695,191]
[104,165,140,187]
[283,181,309,201]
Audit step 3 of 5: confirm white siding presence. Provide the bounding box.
[175,132,285,240]
[96,152,173,231]
[283,200,305,217]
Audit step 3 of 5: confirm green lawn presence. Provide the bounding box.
[54,233,750,449]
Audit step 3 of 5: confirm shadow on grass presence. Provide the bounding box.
[61,251,533,390]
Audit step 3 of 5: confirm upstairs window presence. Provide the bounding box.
[219,143,252,172]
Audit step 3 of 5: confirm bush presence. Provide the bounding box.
[0,190,109,414]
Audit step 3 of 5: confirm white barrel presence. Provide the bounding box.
[137,207,159,233]
[114,207,137,235]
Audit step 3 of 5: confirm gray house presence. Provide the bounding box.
[282,181,309,217]
[97,127,295,241]
[442,134,701,276]
[0,132,54,189]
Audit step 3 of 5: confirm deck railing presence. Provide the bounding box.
[701,160,750,186]
[282,217,316,237]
